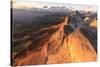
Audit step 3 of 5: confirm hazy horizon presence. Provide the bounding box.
[13,0,97,12]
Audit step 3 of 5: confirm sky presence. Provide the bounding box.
[15,0,97,12]
[17,0,98,5]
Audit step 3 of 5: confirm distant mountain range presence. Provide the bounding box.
[12,1,97,12]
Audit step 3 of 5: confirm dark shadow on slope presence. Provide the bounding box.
[80,27,97,53]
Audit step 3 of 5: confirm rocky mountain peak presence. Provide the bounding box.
[12,15,97,66]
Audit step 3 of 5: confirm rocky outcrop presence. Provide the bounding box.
[12,15,97,66]
[66,28,96,62]
[47,28,96,64]
[12,16,68,66]
[90,19,97,28]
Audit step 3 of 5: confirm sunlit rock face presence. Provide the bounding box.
[90,19,97,28]
[47,28,96,64]
[67,28,96,62]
